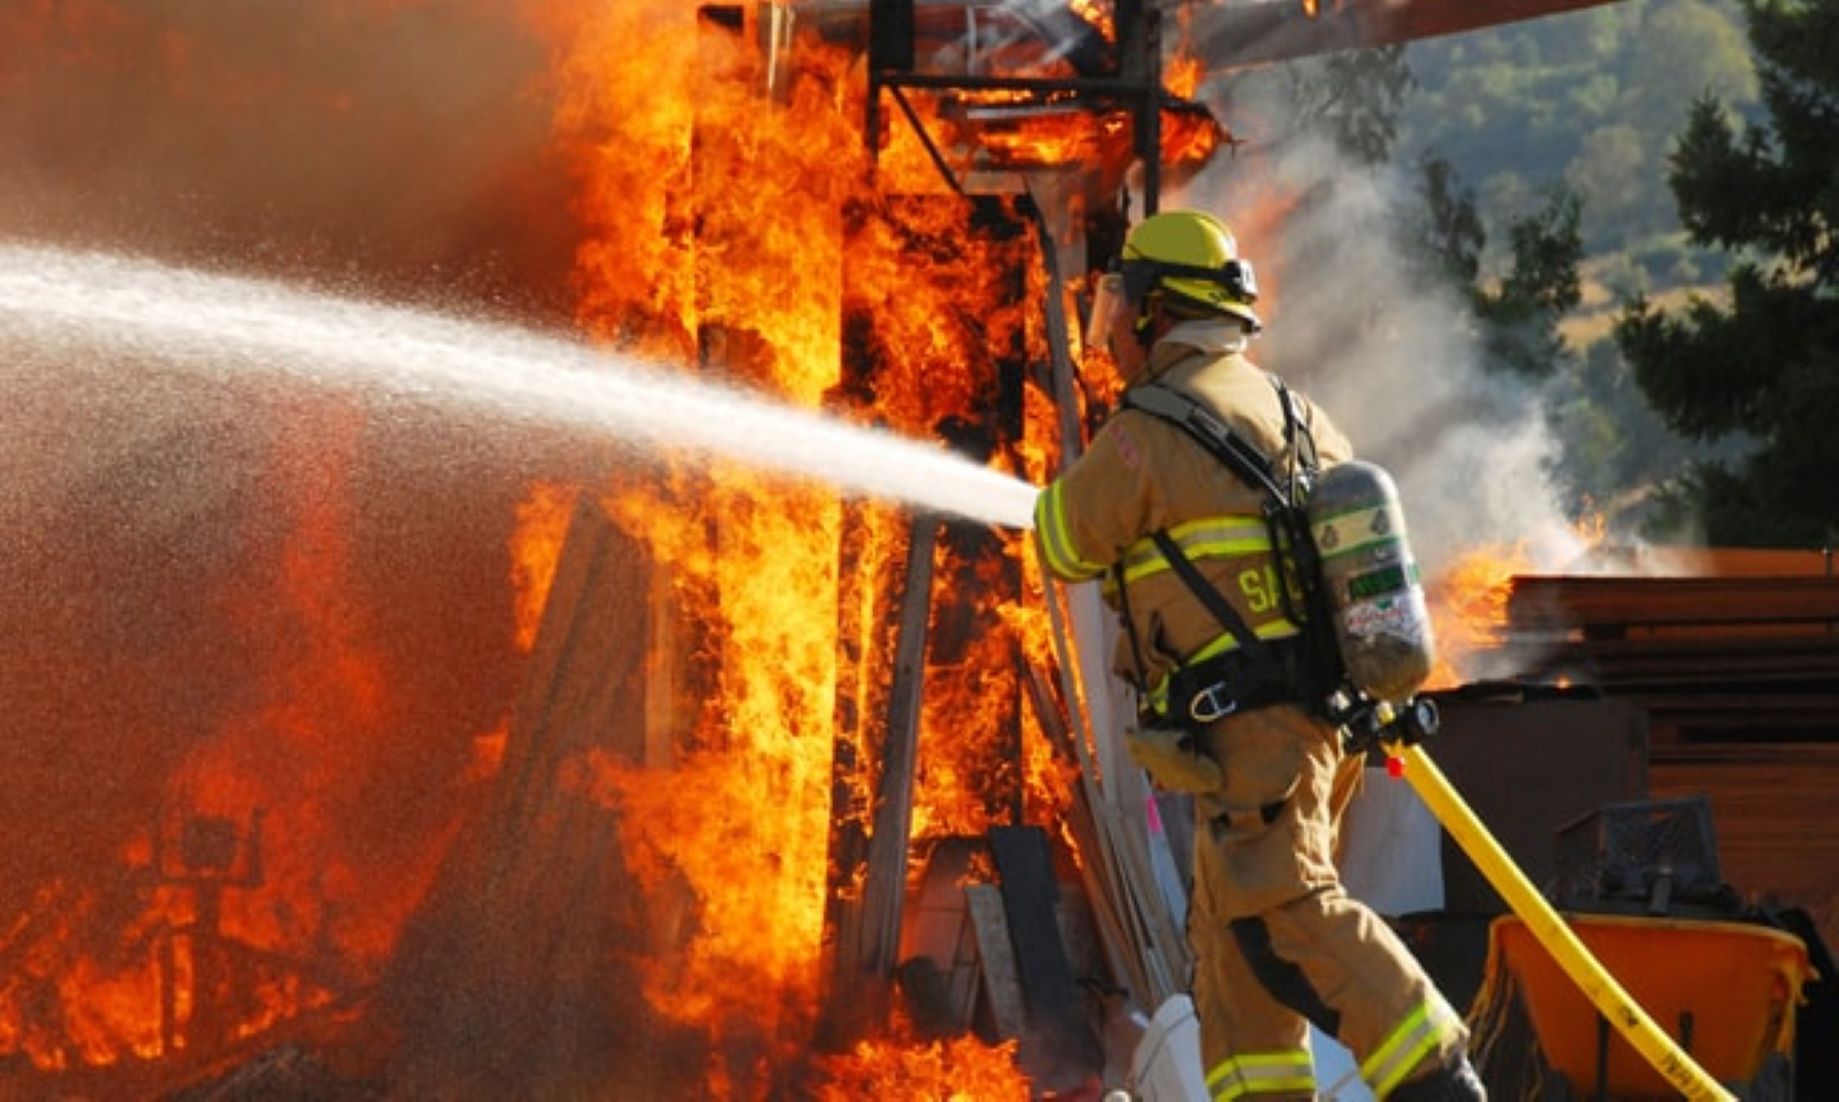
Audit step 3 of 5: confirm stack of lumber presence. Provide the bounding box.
[1487,557,1839,952]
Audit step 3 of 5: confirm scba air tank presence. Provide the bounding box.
[1304,461,1437,703]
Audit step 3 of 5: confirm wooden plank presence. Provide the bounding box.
[818,500,894,1047]
[1633,693,1839,718]
[1653,547,1833,577]
[1042,565,1191,1005]
[966,885,1028,1041]
[1508,575,1839,633]
[1025,193,1086,467]
[1019,657,1149,1003]
[376,494,664,1093]
[858,514,937,977]
[1650,744,1839,955]
[1195,0,1624,68]
[1490,635,1839,695]
[821,514,937,1046]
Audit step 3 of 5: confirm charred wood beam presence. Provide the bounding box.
[1507,575,1839,634]
[861,513,937,979]
[868,0,915,72]
[1196,0,1630,69]
[1117,0,1163,211]
[820,513,937,1045]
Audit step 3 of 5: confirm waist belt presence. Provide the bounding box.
[1152,637,1305,729]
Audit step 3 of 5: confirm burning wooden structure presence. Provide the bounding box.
[15,0,1770,1099]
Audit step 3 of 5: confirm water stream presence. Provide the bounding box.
[0,243,1039,531]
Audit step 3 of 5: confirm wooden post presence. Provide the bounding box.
[862,513,937,973]
[819,512,937,1045]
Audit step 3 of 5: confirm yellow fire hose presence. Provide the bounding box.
[1381,738,1735,1102]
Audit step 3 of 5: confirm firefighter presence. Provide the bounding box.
[1035,210,1484,1101]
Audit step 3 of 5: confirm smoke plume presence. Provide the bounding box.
[1179,79,1588,578]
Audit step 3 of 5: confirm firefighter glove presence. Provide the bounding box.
[1126,723,1223,794]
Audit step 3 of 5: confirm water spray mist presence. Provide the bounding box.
[0,244,1039,532]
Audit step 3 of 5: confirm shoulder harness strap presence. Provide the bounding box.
[1123,383,1290,506]
[1120,381,1297,672]
[1270,376,1320,502]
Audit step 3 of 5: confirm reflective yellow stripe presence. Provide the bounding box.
[1033,483,1104,581]
[1118,514,1272,585]
[1205,1050,1315,1101]
[1362,998,1459,1098]
[1144,620,1302,715]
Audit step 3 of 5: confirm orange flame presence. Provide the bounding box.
[812,1021,1029,1100]
[1423,542,1537,688]
[1068,0,1116,44]
[509,481,577,652]
[0,407,478,1071]
[1164,54,1206,101]
[537,1,1095,1089]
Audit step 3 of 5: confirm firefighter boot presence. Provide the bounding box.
[1125,724,1223,794]
[1386,1053,1485,1102]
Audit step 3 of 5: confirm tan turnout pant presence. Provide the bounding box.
[1186,704,1467,1100]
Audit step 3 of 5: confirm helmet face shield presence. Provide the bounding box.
[1121,257,1258,309]
[1118,210,1264,331]
[1120,258,1161,306]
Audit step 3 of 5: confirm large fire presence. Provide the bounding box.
[530,0,1090,1094]
[1423,542,1539,689]
[1,0,1547,1098]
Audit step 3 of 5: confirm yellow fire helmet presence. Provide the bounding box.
[1119,209,1261,332]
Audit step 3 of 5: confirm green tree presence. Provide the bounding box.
[1616,0,1839,547]
[1397,1,1758,272]
[1544,339,1718,518]
[1623,0,1761,140]
[1566,124,1647,246]
[1409,155,1485,288]
[1409,155,1583,380]
[1309,47,1416,166]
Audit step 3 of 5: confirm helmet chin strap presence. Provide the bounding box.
[1131,307,1156,347]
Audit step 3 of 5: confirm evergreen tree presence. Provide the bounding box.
[1477,185,1584,379]
[1616,0,1839,547]
[1309,47,1417,166]
[1409,154,1583,381]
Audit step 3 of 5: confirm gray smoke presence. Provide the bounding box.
[1175,86,1587,578]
